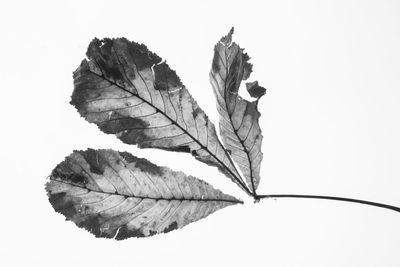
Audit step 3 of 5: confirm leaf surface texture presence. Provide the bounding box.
[46,149,241,239]
[210,29,266,193]
[71,38,249,193]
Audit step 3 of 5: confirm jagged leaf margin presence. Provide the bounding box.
[46,149,242,239]
[210,28,266,193]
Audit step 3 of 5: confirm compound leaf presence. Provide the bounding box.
[210,28,265,193]
[46,149,242,239]
[71,38,250,194]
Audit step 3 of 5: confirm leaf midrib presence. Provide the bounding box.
[85,69,251,195]
[220,46,256,195]
[51,178,243,204]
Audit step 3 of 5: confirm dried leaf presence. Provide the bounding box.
[210,28,265,193]
[71,38,250,194]
[246,81,266,98]
[46,149,242,239]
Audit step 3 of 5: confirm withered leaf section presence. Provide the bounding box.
[210,28,265,194]
[46,149,242,239]
[71,38,250,194]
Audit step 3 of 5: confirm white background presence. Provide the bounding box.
[1,0,400,266]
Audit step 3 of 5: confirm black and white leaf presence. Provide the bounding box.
[46,149,242,239]
[210,28,266,193]
[71,38,250,194]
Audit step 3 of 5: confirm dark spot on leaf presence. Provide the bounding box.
[156,145,193,154]
[86,38,102,58]
[119,151,137,163]
[192,105,202,119]
[80,149,105,175]
[87,38,124,82]
[89,164,103,175]
[163,221,178,233]
[97,58,124,82]
[242,53,253,80]
[211,52,220,73]
[123,38,162,71]
[227,55,242,93]
[80,214,104,237]
[246,81,266,98]
[51,165,88,185]
[59,205,78,219]
[148,230,157,236]
[48,191,66,204]
[119,152,163,176]
[119,128,149,145]
[134,157,163,176]
[115,225,145,240]
[70,173,87,184]
[48,192,68,210]
[168,145,191,153]
[71,60,95,110]
[49,192,79,218]
[153,62,183,91]
[99,117,149,134]
[178,89,183,103]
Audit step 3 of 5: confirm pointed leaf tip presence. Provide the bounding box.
[220,27,234,46]
[46,149,242,239]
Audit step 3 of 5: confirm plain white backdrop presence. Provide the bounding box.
[1,0,400,266]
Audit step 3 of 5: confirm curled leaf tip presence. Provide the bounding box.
[246,81,266,98]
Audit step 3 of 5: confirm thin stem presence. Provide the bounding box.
[257,194,400,213]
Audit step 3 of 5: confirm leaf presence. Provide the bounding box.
[71,38,250,195]
[246,81,266,99]
[46,149,242,239]
[209,28,265,193]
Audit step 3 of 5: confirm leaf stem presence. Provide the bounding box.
[256,194,400,213]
